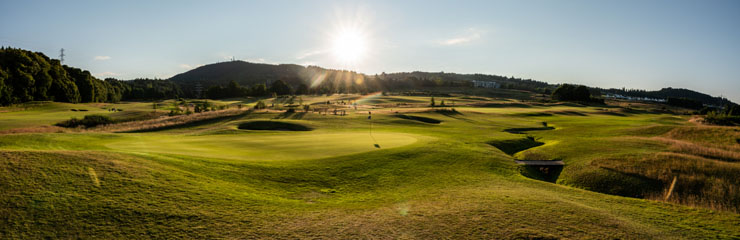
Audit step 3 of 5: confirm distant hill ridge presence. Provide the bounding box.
[168,60,734,106]
[169,61,306,87]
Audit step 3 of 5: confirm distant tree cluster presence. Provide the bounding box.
[703,104,740,126]
[204,79,305,99]
[120,78,182,100]
[0,47,182,106]
[666,97,704,109]
[551,84,603,103]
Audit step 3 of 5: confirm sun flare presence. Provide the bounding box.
[331,28,367,65]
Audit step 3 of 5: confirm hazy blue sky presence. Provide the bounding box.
[2,0,739,102]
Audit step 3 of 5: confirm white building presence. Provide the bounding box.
[472,80,500,88]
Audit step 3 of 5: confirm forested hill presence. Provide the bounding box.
[168,61,553,97]
[169,61,305,90]
[0,47,181,106]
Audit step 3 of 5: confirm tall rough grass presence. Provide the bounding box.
[596,152,740,213]
[594,126,740,213]
[0,126,65,134]
[663,125,740,150]
[652,137,740,162]
[92,109,250,132]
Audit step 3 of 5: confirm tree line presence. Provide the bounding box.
[204,79,308,99]
[0,47,181,106]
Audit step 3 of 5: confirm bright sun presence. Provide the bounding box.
[331,28,367,65]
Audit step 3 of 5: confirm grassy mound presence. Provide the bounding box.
[488,137,544,155]
[238,121,312,131]
[395,114,442,124]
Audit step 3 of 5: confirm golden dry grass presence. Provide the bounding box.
[597,129,740,213]
[663,125,740,150]
[0,126,66,135]
[651,137,740,162]
[92,109,250,132]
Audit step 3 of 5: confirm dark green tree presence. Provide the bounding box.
[269,80,292,96]
[251,83,267,96]
[552,84,593,102]
[295,83,309,95]
[65,66,96,102]
[0,68,10,104]
[226,80,243,97]
[49,62,80,103]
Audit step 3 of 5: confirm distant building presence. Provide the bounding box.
[604,93,666,103]
[472,80,500,88]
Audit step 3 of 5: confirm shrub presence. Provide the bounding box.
[704,111,740,126]
[55,114,115,128]
[395,114,442,124]
[433,108,459,115]
[254,100,267,109]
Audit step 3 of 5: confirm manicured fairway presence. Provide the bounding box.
[108,131,419,161]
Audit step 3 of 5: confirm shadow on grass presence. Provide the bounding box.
[427,108,479,123]
[594,111,628,117]
[431,108,462,116]
[503,127,555,134]
[519,165,563,183]
[513,112,554,117]
[551,110,588,116]
[476,103,533,108]
[238,121,312,131]
[588,166,665,198]
[395,114,442,124]
[488,137,544,156]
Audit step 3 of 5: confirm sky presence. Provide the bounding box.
[1,0,739,102]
